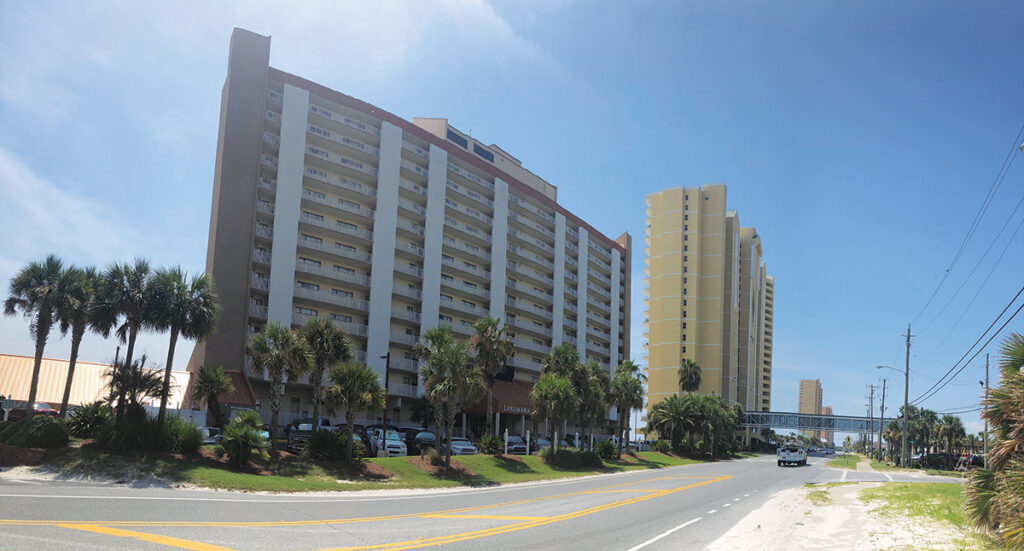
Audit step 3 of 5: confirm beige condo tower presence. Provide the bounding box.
[643,184,773,425]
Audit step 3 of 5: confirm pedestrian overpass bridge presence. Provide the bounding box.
[740,411,894,434]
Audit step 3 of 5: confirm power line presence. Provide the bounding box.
[913,291,1024,405]
[911,122,1024,325]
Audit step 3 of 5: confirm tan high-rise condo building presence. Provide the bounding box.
[798,379,823,438]
[643,184,772,421]
[820,405,834,444]
[188,29,631,432]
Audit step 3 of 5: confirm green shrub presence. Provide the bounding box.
[427,447,444,466]
[96,410,161,452]
[209,444,226,459]
[0,421,22,443]
[221,418,265,466]
[7,416,69,449]
[232,409,262,430]
[304,429,346,461]
[653,440,671,454]
[67,402,113,438]
[540,447,603,469]
[595,439,617,460]
[163,416,203,455]
[480,434,502,455]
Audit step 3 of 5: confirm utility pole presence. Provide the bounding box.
[984,353,989,466]
[866,385,876,454]
[902,324,913,468]
[877,379,886,461]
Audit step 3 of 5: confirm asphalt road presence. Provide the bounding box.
[0,453,959,550]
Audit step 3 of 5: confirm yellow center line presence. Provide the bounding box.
[417,514,548,521]
[315,475,732,551]
[57,524,236,551]
[579,489,661,494]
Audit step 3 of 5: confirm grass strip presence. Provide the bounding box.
[827,454,859,470]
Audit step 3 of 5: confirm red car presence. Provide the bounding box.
[5,402,59,421]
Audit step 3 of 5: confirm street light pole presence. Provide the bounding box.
[902,324,912,468]
[380,352,390,457]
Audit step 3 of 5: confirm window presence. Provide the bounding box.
[682,310,687,317]
[463,280,477,288]
[705,196,709,200]
[440,315,453,322]
[682,322,687,329]
[306,189,326,200]
[299,257,321,267]
[684,204,688,211]
[333,265,355,275]
[441,274,454,281]
[298,282,319,290]
[330,313,352,323]
[461,319,473,327]
[685,194,689,200]
[684,225,688,231]
[441,294,453,302]
[302,234,323,244]
[295,306,318,316]
[336,243,356,252]
[682,346,687,353]
[473,143,494,162]
[682,334,687,341]
[684,277,688,284]
[684,246,688,252]
[684,256,688,262]
[463,300,475,308]
[464,261,477,269]
[684,235,688,242]
[332,289,353,298]
[683,299,687,306]
[683,266,688,273]
[446,129,468,148]
[442,254,455,262]
[684,215,689,221]
[683,288,687,295]
[337,221,357,230]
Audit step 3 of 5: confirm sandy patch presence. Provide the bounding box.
[708,482,964,551]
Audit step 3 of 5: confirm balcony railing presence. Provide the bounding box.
[249,304,268,319]
[400,159,429,179]
[508,213,554,240]
[307,146,378,177]
[262,131,280,145]
[444,216,491,243]
[447,162,494,190]
[440,296,488,318]
[390,331,419,346]
[514,338,549,355]
[441,256,490,279]
[260,154,278,168]
[396,241,424,257]
[395,263,424,279]
[446,180,494,209]
[445,197,493,225]
[308,125,379,157]
[508,245,554,271]
[293,260,371,287]
[252,249,272,264]
[505,279,552,304]
[257,176,277,192]
[257,200,275,216]
[299,213,373,241]
[587,281,611,300]
[396,219,426,237]
[250,277,269,291]
[296,236,373,264]
[391,357,419,372]
[391,307,421,324]
[506,298,552,322]
[440,278,489,300]
[304,167,377,199]
[308,104,381,137]
[507,261,553,286]
[507,317,552,337]
[398,198,427,217]
[293,286,369,311]
[254,225,273,240]
[302,190,375,219]
[265,110,281,123]
[508,194,555,223]
[400,178,427,197]
[393,285,423,301]
[401,141,428,160]
[442,236,491,262]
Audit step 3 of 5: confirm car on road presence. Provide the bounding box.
[778,442,807,466]
[826,447,835,455]
[506,435,528,455]
[5,402,58,421]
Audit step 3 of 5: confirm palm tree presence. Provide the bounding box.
[611,361,645,456]
[4,255,70,421]
[542,343,581,379]
[416,327,483,465]
[469,316,515,436]
[56,266,100,417]
[965,333,1024,547]
[326,361,385,462]
[678,358,701,393]
[191,365,234,429]
[531,373,575,452]
[919,408,939,453]
[92,258,153,419]
[296,318,352,431]
[647,394,691,451]
[937,414,965,454]
[104,354,163,416]
[148,266,220,424]
[248,322,311,457]
[578,360,611,447]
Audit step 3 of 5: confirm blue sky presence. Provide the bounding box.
[1,1,1022,435]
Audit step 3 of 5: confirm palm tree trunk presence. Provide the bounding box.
[157,326,179,424]
[117,325,138,420]
[26,316,49,421]
[209,398,226,430]
[59,324,85,418]
[311,365,322,433]
[486,385,494,436]
[345,408,356,463]
[269,377,282,459]
[446,413,455,466]
[616,408,626,457]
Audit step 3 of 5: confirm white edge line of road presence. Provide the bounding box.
[883,472,894,482]
[625,517,701,551]
[840,470,848,482]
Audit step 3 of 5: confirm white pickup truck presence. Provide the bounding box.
[777,442,808,467]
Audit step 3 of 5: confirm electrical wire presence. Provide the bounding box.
[911,122,1024,325]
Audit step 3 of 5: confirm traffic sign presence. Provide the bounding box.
[1,400,13,410]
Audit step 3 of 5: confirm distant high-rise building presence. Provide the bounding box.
[188,28,631,432]
[820,405,834,444]
[798,379,823,438]
[643,184,773,428]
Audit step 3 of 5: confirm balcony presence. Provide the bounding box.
[398,198,427,217]
[308,104,382,137]
[265,110,281,124]
[439,296,488,319]
[395,263,424,279]
[507,317,552,338]
[308,124,379,157]
[591,299,611,315]
[304,167,377,200]
[292,312,369,337]
[447,162,493,191]
[390,331,419,346]
[588,241,611,261]
[440,277,489,300]
[587,281,611,300]
[441,256,490,281]
[389,382,420,398]
[505,279,552,304]
[400,159,429,180]
[296,236,373,264]
[563,335,577,346]
[507,261,553,288]
[506,355,541,372]
[262,131,279,146]
[257,200,275,216]
[299,213,373,242]
[445,197,493,226]
[587,310,611,329]
[390,357,419,373]
[302,190,375,221]
[396,219,426,239]
[508,194,555,224]
[260,154,278,168]
[586,341,610,356]
[254,224,273,240]
[514,338,549,355]
[393,285,423,301]
[257,176,277,193]
[508,244,554,271]
[508,213,554,240]
[444,216,491,245]
[252,249,272,265]
[565,300,577,313]
[442,236,491,262]
[249,304,268,319]
[563,317,577,329]
[391,307,421,324]
[507,228,555,256]
[293,260,371,287]
[395,240,424,258]
[506,297,552,322]
[587,325,611,341]
[307,146,378,178]
[401,140,428,160]
[446,180,493,209]
[399,178,427,198]
[293,286,369,311]
[250,277,269,291]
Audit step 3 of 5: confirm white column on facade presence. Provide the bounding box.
[419,144,447,334]
[551,213,567,346]
[489,179,510,323]
[267,84,309,328]
[609,249,622,367]
[366,121,403,379]
[575,228,589,359]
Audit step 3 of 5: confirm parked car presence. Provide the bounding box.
[505,435,528,455]
[532,436,551,453]
[286,422,314,453]
[5,402,58,421]
[332,424,377,456]
[199,427,222,445]
[397,425,426,453]
[372,429,408,456]
[413,431,439,453]
[449,437,478,455]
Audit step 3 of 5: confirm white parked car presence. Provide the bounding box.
[449,438,478,455]
[372,429,408,456]
[778,442,808,466]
